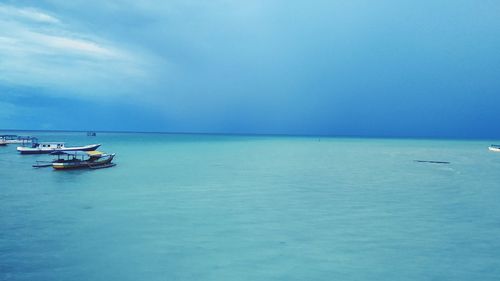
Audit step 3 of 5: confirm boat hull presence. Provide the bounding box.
[489,146,500,152]
[17,144,101,154]
[5,140,32,144]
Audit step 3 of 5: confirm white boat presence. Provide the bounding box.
[17,142,101,154]
[489,145,500,152]
[0,135,35,144]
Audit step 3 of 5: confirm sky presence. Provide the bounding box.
[1,0,500,138]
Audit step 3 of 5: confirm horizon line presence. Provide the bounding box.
[0,128,498,141]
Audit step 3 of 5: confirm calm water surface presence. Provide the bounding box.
[1,132,500,280]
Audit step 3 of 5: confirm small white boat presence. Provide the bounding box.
[17,142,101,154]
[489,145,500,152]
[0,135,35,144]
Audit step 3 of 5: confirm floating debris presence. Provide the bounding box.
[414,160,450,164]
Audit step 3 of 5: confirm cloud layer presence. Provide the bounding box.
[1,1,500,137]
[0,3,155,99]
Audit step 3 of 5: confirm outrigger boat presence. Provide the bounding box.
[489,145,500,152]
[17,141,101,154]
[33,150,116,169]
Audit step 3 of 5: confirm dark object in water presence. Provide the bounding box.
[87,132,96,136]
[414,160,450,164]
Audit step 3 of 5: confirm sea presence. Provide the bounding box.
[1,131,500,281]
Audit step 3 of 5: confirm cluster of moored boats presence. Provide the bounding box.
[1,134,116,170]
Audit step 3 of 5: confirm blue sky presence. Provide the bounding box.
[1,1,500,138]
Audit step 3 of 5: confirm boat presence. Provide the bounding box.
[49,150,116,170]
[489,145,500,152]
[87,131,97,136]
[17,142,101,154]
[0,140,7,146]
[0,135,36,144]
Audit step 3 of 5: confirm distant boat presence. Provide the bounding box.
[0,139,7,146]
[489,145,500,152]
[50,150,115,170]
[17,142,101,154]
[0,135,36,144]
[87,132,97,136]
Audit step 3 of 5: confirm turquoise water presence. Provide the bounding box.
[1,132,500,280]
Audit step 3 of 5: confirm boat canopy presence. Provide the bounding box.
[39,142,65,144]
[51,150,86,156]
[50,150,104,157]
[87,151,103,157]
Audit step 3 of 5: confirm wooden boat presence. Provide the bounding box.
[17,142,101,154]
[489,145,500,152]
[50,151,116,170]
